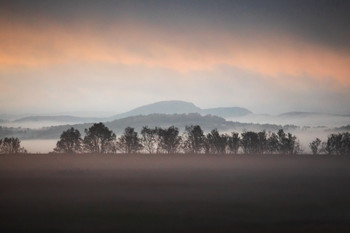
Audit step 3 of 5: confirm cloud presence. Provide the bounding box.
[1,62,349,115]
[1,19,349,87]
[1,15,350,115]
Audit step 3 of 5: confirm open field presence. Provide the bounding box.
[1,154,350,233]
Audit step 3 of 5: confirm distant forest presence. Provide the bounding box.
[1,122,349,155]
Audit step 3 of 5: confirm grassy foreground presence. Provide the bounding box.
[0,154,349,233]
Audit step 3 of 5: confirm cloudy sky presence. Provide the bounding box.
[1,0,349,115]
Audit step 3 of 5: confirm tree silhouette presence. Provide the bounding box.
[277,129,302,154]
[267,132,279,154]
[83,123,116,153]
[117,127,143,154]
[206,129,228,154]
[341,132,350,154]
[324,133,342,155]
[227,132,240,154]
[323,133,350,155]
[0,137,27,154]
[241,131,259,154]
[182,125,205,154]
[158,126,181,154]
[257,131,267,154]
[309,138,321,155]
[140,126,157,154]
[154,127,163,154]
[54,127,82,153]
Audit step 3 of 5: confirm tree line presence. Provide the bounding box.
[309,133,350,155]
[0,137,27,154]
[1,122,349,155]
[52,122,304,154]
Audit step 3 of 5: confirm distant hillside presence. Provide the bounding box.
[3,102,349,129]
[6,101,252,128]
[228,111,350,128]
[110,100,252,120]
[0,113,295,140]
[106,113,228,133]
[110,101,202,119]
[202,107,252,118]
[14,115,102,123]
[328,125,350,132]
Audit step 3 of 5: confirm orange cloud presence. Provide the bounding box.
[1,19,349,85]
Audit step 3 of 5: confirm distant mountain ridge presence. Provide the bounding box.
[229,111,350,128]
[202,107,251,118]
[13,115,103,123]
[9,100,252,124]
[3,101,349,129]
[110,100,252,120]
[110,101,202,119]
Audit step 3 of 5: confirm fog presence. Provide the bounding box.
[2,111,348,154]
[294,130,330,153]
[21,140,57,153]
[1,154,349,232]
[228,114,350,128]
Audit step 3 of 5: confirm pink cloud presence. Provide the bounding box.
[1,19,349,86]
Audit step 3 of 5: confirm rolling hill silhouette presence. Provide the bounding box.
[11,100,252,124]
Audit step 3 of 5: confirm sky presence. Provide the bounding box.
[1,0,350,116]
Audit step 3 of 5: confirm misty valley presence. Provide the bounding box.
[1,101,349,154]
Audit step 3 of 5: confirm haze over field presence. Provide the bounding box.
[1,154,350,232]
[1,100,349,153]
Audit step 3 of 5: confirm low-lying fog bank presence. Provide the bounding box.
[228,114,350,128]
[20,140,57,153]
[19,127,339,154]
[0,154,349,233]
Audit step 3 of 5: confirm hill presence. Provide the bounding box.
[110,100,202,119]
[110,100,252,120]
[0,113,294,140]
[13,115,102,123]
[4,101,252,128]
[202,107,252,118]
[227,111,350,128]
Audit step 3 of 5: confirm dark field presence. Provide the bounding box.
[0,154,350,233]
